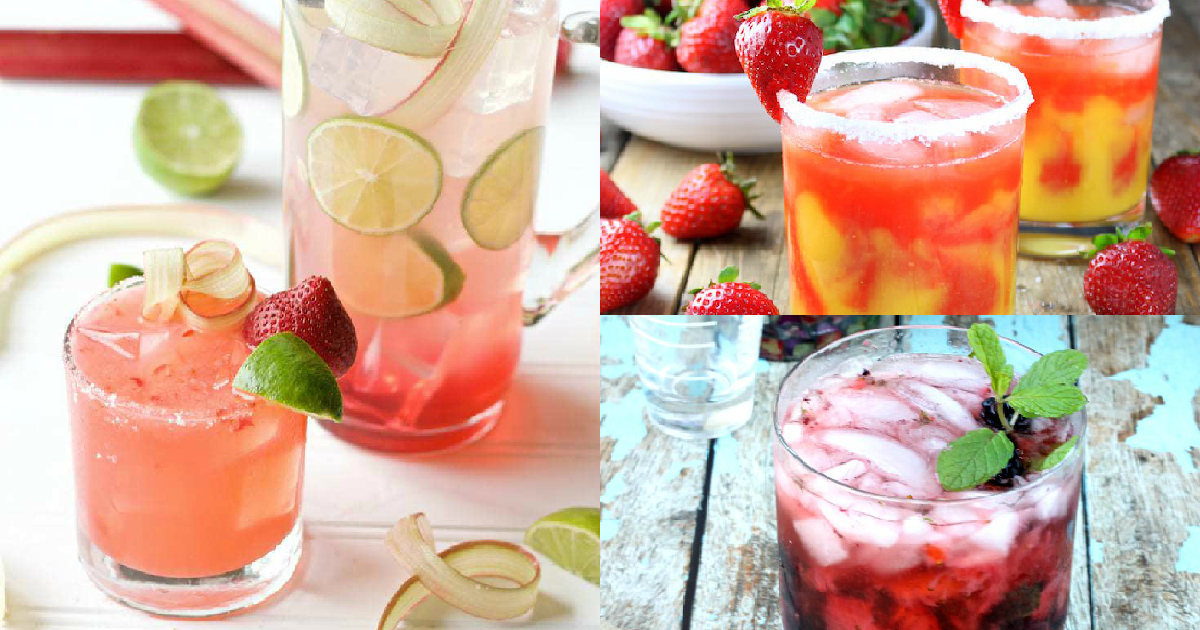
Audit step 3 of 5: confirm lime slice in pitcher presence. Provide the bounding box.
[281,5,307,117]
[134,81,242,196]
[462,127,544,251]
[332,229,465,318]
[307,117,442,235]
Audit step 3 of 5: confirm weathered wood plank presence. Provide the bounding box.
[608,139,702,314]
[690,359,790,630]
[601,315,710,629]
[1074,315,1200,629]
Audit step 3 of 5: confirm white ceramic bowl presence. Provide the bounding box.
[600,0,937,153]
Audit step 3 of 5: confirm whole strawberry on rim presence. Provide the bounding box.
[735,0,825,122]
[1082,224,1177,315]
[601,212,664,312]
[1150,150,1200,244]
[685,266,779,314]
[661,152,761,239]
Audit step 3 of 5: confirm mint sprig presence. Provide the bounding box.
[935,324,1088,491]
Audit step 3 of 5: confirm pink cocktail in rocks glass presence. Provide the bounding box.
[774,326,1085,630]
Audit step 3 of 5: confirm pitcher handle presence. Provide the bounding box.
[520,9,601,325]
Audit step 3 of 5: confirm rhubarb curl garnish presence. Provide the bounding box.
[142,239,258,330]
[379,513,541,627]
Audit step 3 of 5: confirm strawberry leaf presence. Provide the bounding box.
[718,265,739,283]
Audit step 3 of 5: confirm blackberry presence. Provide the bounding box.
[986,447,1026,488]
[980,397,1032,433]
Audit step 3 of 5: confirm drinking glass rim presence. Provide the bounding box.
[773,324,1087,507]
[777,46,1033,144]
[961,0,1170,40]
[63,277,255,424]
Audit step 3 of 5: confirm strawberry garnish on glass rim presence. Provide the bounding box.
[243,276,358,378]
[937,0,984,38]
[734,0,824,123]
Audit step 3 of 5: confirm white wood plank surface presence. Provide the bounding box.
[0,1,600,627]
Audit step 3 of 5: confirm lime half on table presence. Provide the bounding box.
[462,127,544,251]
[524,507,601,585]
[134,81,242,196]
[307,117,442,235]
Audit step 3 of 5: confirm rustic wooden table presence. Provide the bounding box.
[601,0,1200,315]
[601,315,1200,630]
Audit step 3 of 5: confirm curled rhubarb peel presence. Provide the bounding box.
[382,513,540,625]
[181,275,260,331]
[0,204,283,286]
[143,239,259,330]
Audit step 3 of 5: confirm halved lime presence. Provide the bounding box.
[324,0,463,57]
[462,127,544,251]
[133,81,242,196]
[307,117,442,235]
[524,507,600,585]
[281,5,307,117]
[233,332,343,421]
[332,229,464,318]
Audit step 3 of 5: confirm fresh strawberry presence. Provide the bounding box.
[685,266,779,314]
[244,276,358,377]
[676,0,748,73]
[601,169,639,220]
[810,0,916,53]
[614,12,681,70]
[602,0,648,60]
[1083,225,1177,315]
[601,212,663,312]
[734,0,824,122]
[1150,150,1200,243]
[661,153,761,239]
[937,0,967,38]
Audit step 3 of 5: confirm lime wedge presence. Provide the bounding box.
[107,263,143,288]
[524,507,600,585]
[462,127,544,251]
[233,332,343,421]
[332,229,464,318]
[281,6,307,117]
[133,82,242,196]
[324,0,463,57]
[307,117,442,235]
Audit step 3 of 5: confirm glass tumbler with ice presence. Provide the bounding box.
[774,325,1086,630]
[631,315,764,439]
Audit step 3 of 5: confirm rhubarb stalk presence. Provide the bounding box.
[144,0,282,88]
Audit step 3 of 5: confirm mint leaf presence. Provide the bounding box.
[1006,385,1087,418]
[1014,349,1087,392]
[1032,436,1079,472]
[937,429,1014,492]
[968,323,1012,396]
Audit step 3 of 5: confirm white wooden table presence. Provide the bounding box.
[0,1,600,627]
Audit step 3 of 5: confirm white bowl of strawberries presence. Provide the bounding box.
[600,0,937,152]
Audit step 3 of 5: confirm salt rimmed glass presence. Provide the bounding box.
[778,47,1032,315]
[63,278,305,617]
[774,325,1086,630]
[961,0,1171,258]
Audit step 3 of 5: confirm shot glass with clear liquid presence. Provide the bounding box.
[630,315,764,439]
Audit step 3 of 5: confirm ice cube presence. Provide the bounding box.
[911,97,997,120]
[822,459,867,484]
[462,26,549,115]
[900,515,934,541]
[968,510,1020,553]
[830,388,917,430]
[873,355,990,394]
[891,110,943,125]
[309,28,383,115]
[817,429,932,489]
[906,424,956,457]
[1032,0,1079,18]
[820,81,925,118]
[794,518,849,566]
[818,502,902,547]
[76,326,139,360]
[137,329,176,373]
[888,380,978,432]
